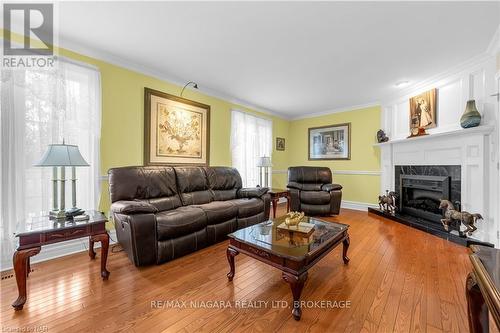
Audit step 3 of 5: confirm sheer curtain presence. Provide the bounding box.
[0,58,101,267]
[230,110,272,187]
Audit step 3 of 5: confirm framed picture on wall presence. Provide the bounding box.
[144,88,210,166]
[308,123,351,160]
[276,137,285,151]
[409,88,437,131]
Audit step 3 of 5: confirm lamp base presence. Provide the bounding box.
[49,207,85,221]
[49,210,67,221]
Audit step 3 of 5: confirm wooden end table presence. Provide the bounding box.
[268,188,290,218]
[12,210,110,310]
[227,216,349,320]
[466,245,500,333]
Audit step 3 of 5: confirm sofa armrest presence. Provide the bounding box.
[237,187,269,199]
[111,200,158,214]
[321,183,343,192]
[113,212,157,266]
[287,182,302,190]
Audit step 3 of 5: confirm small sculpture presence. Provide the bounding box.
[285,211,305,228]
[439,200,483,236]
[378,190,397,214]
[376,129,389,143]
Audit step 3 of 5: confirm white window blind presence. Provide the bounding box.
[230,110,272,187]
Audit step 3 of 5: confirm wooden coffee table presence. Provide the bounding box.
[226,216,350,320]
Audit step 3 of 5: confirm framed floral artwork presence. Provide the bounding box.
[144,88,210,166]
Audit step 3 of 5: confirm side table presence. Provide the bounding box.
[466,245,500,333]
[12,210,110,310]
[268,188,291,218]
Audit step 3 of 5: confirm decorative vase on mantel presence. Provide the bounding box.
[460,100,481,128]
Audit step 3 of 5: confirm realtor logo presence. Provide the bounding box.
[3,3,54,56]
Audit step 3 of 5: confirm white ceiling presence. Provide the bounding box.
[53,2,500,118]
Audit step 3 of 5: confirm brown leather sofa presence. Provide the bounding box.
[287,166,342,216]
[108,166,270,266]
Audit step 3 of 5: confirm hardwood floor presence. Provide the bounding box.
[0,206,494,332]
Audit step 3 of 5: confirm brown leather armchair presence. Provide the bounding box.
[287,166,342,216]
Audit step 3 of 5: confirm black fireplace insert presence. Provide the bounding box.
[399,174,450,224]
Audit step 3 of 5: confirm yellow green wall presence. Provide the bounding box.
[2,30,290,213]
[288,106,381,204]
[3,30,380,210]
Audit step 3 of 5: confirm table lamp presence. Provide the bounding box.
[35,142,89,220]
[256,156,272,188]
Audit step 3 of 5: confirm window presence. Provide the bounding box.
[230,110,272,187]
[0,58,101,266]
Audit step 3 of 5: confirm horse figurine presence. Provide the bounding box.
[439,199,483,236]
[378,190,397,214]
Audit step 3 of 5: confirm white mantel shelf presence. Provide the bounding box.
[373,125,495,147]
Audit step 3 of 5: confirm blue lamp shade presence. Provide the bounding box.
[35,144,89,167]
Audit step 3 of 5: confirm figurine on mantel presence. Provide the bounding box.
[439,199,483,236]
[376,129,389,143]
[378,190,397,214]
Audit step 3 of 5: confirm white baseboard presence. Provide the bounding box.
[1,230,117,272]
[341,200,378,211]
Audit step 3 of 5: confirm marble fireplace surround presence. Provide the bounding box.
[376,125,495,242]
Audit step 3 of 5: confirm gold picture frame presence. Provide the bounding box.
[409,88,437,131]
[144,88,210,166]
[308,123,351,160]
[276,137,286,151]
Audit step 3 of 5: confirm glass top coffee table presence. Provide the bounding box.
[227,215,350,320]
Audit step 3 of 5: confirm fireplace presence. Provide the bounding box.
[394,165,461,226]
[399,174,451,224]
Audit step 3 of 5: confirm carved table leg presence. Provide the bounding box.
[12,247,41,310]
[342,234,350,264]
[282,271,308,320]
[271,198,278,218]
[89,236,96,259]
[466,271,489,333]
[226,247,239,281]
[90,233,110,280]
[26,257,30,277]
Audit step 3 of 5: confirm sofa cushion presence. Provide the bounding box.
[108,166,180,205]
[300,191,331,205]
[206,167,242,201]
[194,201,238,225]
[229,198,265,218]
[288,166,332,184]
[156,206,207,241]
[111,200,158,214]
[174,167,214,205]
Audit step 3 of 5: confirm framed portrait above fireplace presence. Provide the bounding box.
[144,88,210,166]
[308,123,351,160]
[409,88,437,131]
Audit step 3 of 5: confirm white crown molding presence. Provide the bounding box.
[289,102,381,121]
[382,52,494,105]
[56,36,291,120]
